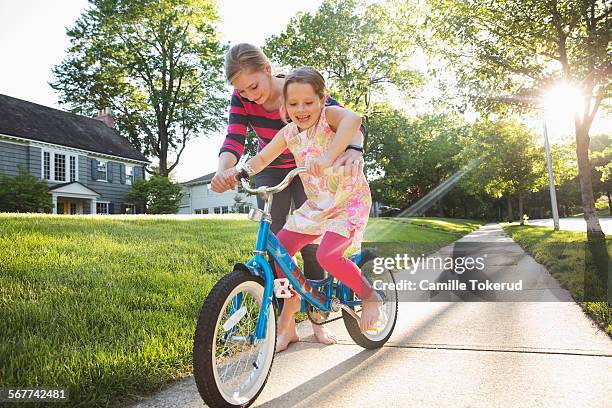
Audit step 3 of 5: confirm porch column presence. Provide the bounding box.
[51,194,57,215]
[90,199,97,215]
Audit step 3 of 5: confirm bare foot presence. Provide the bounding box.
[275,327,299,352]
[275,296,301,352]
[312,323,337,345]
[359,292,383,333]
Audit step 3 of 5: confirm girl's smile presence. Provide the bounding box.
[285,82,324,130]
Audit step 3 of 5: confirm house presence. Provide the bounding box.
[177,170,385,217]
[178,171,257,214]
[0,94,148,214]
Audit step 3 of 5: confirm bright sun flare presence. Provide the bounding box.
[541,83,585,141]
[542,83,585,122]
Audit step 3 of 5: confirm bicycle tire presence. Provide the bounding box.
[193,269,276,407]
[342,251,398,349]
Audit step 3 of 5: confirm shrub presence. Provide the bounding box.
[0,165,52,213]
[125,175,183,214]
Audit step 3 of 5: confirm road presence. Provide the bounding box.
[528,217,611,235]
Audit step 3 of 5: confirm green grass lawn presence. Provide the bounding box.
[502,224,611,336]
[1,214,481,407]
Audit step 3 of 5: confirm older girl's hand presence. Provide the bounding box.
[332,149,364,177]
[307,156,333,177]
[211,167,239,193]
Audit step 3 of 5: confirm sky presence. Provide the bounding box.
[0,0,324,182]
[0,1,609,182]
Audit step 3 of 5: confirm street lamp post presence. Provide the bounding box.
[542,120,560,231]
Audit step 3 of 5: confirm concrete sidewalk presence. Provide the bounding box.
[131,223,612,408]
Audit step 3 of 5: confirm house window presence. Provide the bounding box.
[221,206,229,214]
[97,161,107,181]
[70,156,76,182]
[54,153,66,181]
[201,208,209,214]
[43,152,50,179]
[124,204,136,214]
[96,202,109,214]
[214,207,221,214]
[70,202,77,215]
[126,165,133,185]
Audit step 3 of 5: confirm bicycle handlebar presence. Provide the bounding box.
[237,165,346,196]
[238,166,307,195]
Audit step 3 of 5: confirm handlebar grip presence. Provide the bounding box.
[235,169,250,181]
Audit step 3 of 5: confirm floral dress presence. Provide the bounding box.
[280,107,372,248]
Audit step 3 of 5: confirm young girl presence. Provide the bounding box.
[236,67,382,352]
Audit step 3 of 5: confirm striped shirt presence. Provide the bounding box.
[220,89,366,169]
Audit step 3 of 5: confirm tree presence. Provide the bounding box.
[232,194,248,213]
[51,0,227,176]
[264,0,422,150]
[590,134,612,214]
[125,175,183,214]
[428,0,611,237]
[462,119,578,223]
[464,120,547,222]
[367,104,466,213]
[0,166,52,213]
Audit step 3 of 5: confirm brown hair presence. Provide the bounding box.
[281,67,326,122]
[224,43,270,83]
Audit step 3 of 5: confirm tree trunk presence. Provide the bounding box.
[607,190,611,216]
[575,124,604,238]
[159,127,169,177]
[518,193,524,225]
[506,195,513,222]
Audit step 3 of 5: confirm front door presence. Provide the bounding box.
[57,199,82,215]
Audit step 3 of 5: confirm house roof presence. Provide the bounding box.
[182,171,216,186]
[0,94,148,162]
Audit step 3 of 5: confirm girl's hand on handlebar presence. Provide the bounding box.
[307,156,332,177]
[211,167,239,193]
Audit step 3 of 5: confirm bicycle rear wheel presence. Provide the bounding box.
[342,250,398,349]
[193,270,276,407]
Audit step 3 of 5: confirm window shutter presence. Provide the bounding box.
[120,163,126,184]
[107,162,113,183]
[91,158,98,181]
[108,202,114,214]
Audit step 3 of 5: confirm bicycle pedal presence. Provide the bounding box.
[274,278,293,298]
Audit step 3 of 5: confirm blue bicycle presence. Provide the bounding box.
[193,167,398,407]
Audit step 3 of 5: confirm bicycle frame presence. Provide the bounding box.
[238,217,357,341]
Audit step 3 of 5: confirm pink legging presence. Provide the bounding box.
[275,228,373,299]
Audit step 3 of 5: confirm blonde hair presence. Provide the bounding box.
[224,43,270,83]
[280,67,326,123]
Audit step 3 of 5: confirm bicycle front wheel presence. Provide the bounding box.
[193,270,276,407]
